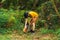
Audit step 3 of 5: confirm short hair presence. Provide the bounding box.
[24,12,28,18]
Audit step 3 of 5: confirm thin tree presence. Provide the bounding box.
[50,0,60,17]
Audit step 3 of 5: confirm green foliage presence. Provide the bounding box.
[36,19,46,29]
[57,0,60,2]
[0,0,60,36]
[0,9,9,27]
[40,28,48,34]
[0,0,60,40]
[39,28,55,34]
[55,29,60,35]
[0,0,2,2]
[0,35,11,40]
[0,8,26,35]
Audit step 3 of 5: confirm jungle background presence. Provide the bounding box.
[0,0,60,40]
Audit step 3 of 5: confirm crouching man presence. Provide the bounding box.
[23,11,38,33]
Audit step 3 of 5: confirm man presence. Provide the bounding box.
[23,11,38,33]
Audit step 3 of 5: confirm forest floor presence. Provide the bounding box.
[0,28,59,40]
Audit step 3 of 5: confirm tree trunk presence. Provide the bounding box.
[51,0,60,17]
[32,0,39,9]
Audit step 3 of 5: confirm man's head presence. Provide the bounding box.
[24,12,29,18]
[24,11,32,18]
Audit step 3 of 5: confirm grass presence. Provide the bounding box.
[0,34,11,40]
[0,27,60,40]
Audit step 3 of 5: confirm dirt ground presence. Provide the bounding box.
[10,31,58,40]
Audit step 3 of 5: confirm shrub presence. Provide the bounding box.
[0,9,9,28]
